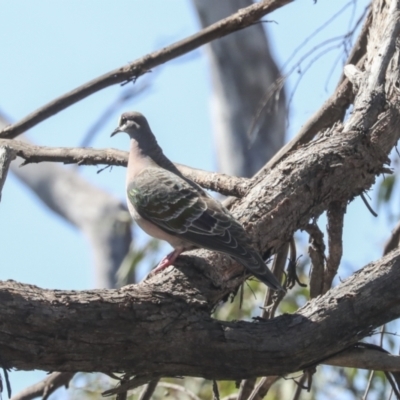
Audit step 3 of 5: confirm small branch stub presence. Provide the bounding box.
[0,146,16,202]
[344,64,364,90]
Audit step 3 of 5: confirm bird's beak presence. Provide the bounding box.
[110,127,121,137]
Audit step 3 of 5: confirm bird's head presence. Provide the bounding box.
[111,111,151,139]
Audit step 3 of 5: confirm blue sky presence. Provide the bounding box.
[0,0,379,397]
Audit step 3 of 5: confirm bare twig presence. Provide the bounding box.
[237,378,257,400]
[8,140,128,167]
[103,375,161,397]
[360,192,378,217]
[240,243,289,400]
[384,220,400,255]
[156,382,202,400]
[0,0,292,139]
[261,242,289,319]
[0,145,16,201]
[281,1,355,71]
[273,3,368,117]
[247,376,280,400]
[80,81,152,148]
[138,379,159,400]
[337,7,372,85]
[362,326,385,400]
[253,6,371,177]
[255,75,353,175]
[323,201,346,294]
[212,380,220,400]
[305,223,326,298]
[291,373,307,400]
[10,372,74,400]
[116,390,127,400]
[286,237,306,289]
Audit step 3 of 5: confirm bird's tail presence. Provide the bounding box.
[234,252,285,292]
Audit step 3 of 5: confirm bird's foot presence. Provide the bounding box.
[146,249,182,280]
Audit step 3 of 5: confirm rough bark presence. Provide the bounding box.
[0,249,399,378]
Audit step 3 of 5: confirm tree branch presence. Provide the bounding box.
[1,139,249,197]
[326,347,400,372]
[138,379,160,400]
[323,201,346,293]
[0,0,292,139]
[305,223,326,298]
[247,376,280,400]
[9,372,74,400]
[384,219,400,255]
[1,249,400,381]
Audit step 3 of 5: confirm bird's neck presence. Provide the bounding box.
[127,138,183,183]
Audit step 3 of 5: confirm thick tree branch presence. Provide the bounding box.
[2,0,398,304]
[0,0,292,139]
[1,249,400,380]
[2,0,399,306]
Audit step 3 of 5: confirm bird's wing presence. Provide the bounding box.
[128,168,249,253]
[128,167,283,290]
